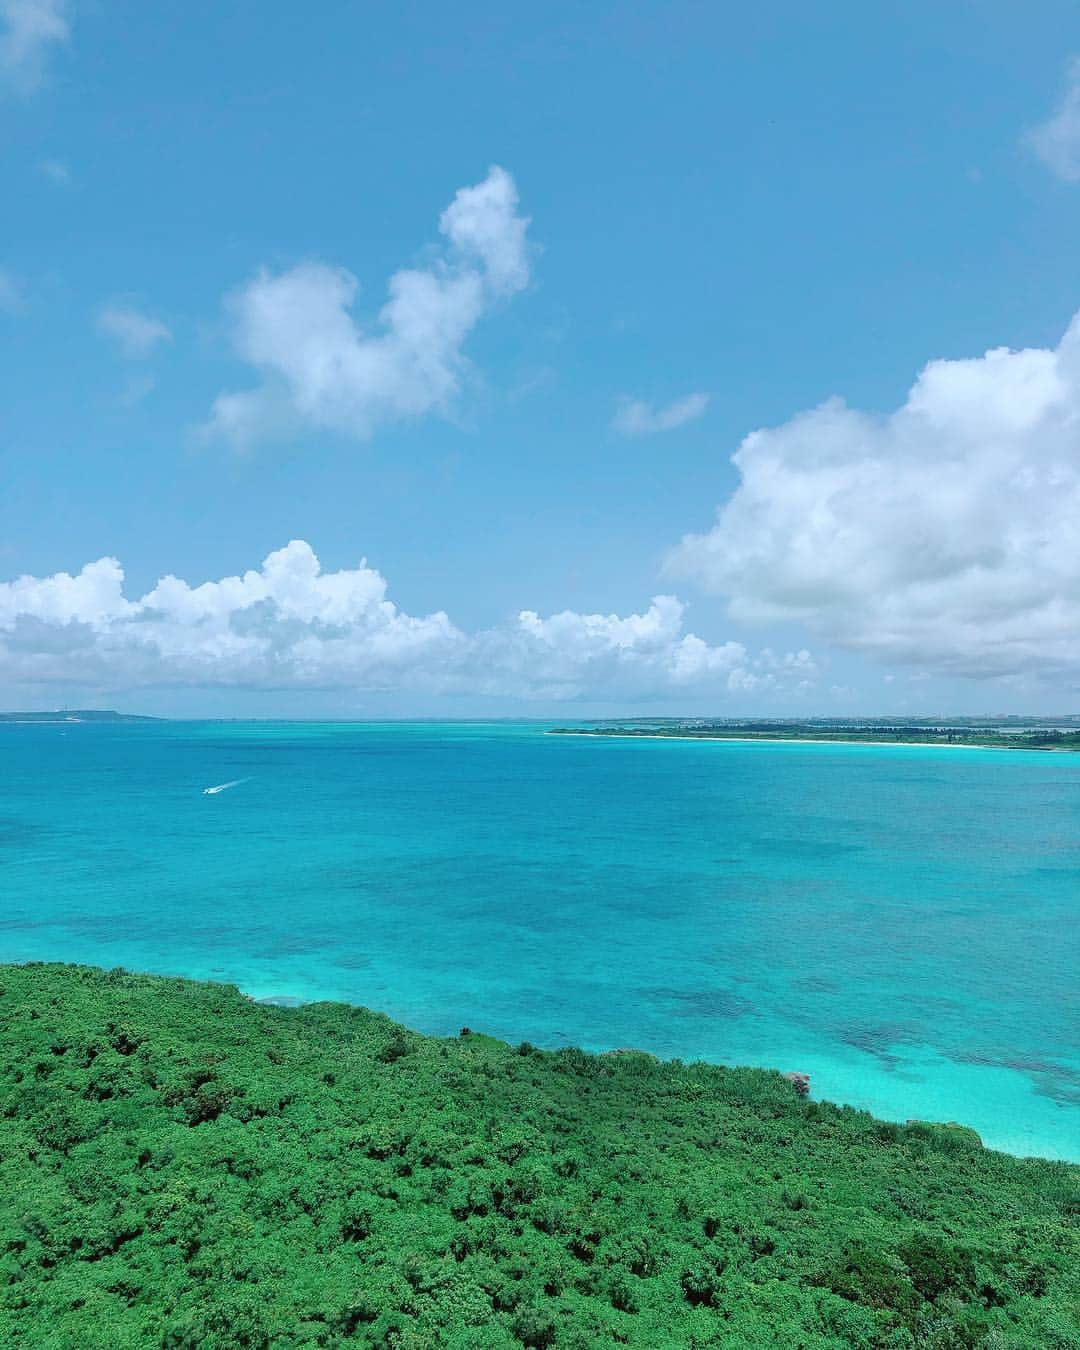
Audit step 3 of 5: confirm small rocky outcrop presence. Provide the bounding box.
[783,1071,811,1096]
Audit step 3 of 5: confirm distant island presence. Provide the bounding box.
[549,716,1080,751]
[0,709,162,724]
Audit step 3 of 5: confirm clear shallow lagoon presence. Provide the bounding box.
[2,720,1078,1161]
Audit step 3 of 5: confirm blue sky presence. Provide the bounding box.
[4,1,1080,715]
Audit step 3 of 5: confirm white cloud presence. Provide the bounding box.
[0,540,814,701]
[612,392,710,436]
[97,305,172,359]
[207,166,532,449]
[1029,57,1080,181]
[666,308,1080,683]
[0,0,68,93]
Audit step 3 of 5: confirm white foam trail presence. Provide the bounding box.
[202,778,250,795]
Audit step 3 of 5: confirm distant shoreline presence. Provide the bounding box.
[0,710,161,725]
[547,730,1067,751]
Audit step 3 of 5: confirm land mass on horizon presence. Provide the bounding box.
[0,709,162,724]
[549,716,1080,751]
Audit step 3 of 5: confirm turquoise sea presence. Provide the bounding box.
[2,720,1078,1161]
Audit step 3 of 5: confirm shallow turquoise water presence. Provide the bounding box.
[1,720,1078,1161]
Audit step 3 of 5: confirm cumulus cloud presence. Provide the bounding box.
[97,304,172,359]
[1029,57,1080,181]
[612,392,710,436]
[0,0,68,93]
[206,166,532,449]
[667,308,1080,683]
[0,541,814,701]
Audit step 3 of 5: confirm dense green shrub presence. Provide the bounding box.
[0,963,1076,1347]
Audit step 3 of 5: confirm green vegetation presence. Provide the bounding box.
[1,964,1077,1348]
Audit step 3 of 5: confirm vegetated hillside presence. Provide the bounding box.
[0,966,1076,1348]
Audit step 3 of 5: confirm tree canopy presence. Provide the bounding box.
[1,964,1076,1347]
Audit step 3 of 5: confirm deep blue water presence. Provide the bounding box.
[1,720,1078,1160]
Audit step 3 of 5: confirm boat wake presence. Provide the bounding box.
[203,778,250,795]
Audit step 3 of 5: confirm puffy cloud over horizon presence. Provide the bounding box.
[207,166,532,449]
[0,541,816,702]
[667,308,1080,685]
[0,0,68,93]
